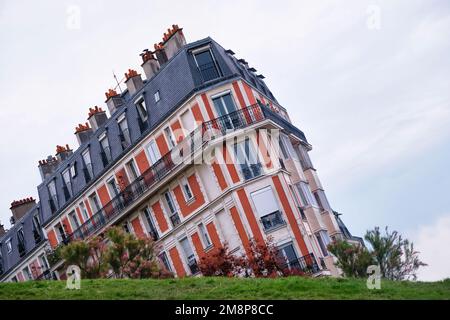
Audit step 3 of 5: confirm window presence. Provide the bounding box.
[289,185,307,220]
[123,222,130,234]
[158,252,172,272]
[164,126,176,148]
[6,238,12,253]
[146,140,161,164]
[194,49,221,82]
[62,168,72,200]
[32,214,42,243]
[107,178,120,198]
[234,137,262,181]
[316,231,331,257]
[279,134,299,161]
[179,237,198,274]
[314,190,331,212]
[17,228,26,256]
[136,97,148,121]
[89,193,101,213]
[198,223,212,248]
[82,149,93,181]
[55,223,66,243]
[180,109,195,133]
[296,182,317,208]
[278,243,300,270]
[296,144,314,170]
[251,186,285,231]
[154,90,160,102]
[22,267,31,281]
[47,179,58,212]
[212,93,238,130]
[143,207,159,241]
[70,163,77,178]
[181,177,193,201]
[39,254,49,271]
[79,202,89,221]
[99,134,112,166]
[118,116,131,150]
[11,276,18,282]
[126,159,139,181]
[164,191,180,227]
[69,211,80,229]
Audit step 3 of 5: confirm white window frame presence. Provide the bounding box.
[22,266,31,281]
[135,96,148,121]
[126,159,140,181]
[6,238,12,253]
[154,90,160,102]
[164,126,176,148]
[79,202,89,221]
[145,140,161,164]
[198,222,212,249]
[181,176,194,201]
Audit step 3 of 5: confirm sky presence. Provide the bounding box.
[0,0,449,281]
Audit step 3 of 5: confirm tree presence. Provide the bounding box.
[60,236,107,278]
[327,240,373,278]
[242,237,287,278]
[365,227,426,280]
[60,226,173,279]
[103,227,169,279]
[198,243,244,276]
[328,226,426,280]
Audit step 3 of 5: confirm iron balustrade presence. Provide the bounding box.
[279,253,321,274]
[198,62,220,82]
[169,213,181,228]
[65,104,306,244]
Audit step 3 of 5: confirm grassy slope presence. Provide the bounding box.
[0,277,449,300]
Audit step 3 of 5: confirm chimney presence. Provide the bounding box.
[140,50,160,80]
[154,25,186,64]
[10,197,36,222]
[88,106,108,131]
[153,44,168,65]
[55,144,73,162]
[74,122,93,146]
[0,223,6,237]
[38,156,60,181]
[124,69,144,96]
[105,89,123,115]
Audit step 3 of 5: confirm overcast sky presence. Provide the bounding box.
[1,0,449,281]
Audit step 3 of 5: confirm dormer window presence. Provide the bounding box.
[6,238,12,253]
[135,96,148,133]
[99,133,112,167]
[118,114,131,150]
[69,162,77,178]
[154,90,160,103]
[47,179,58,213]
[82,149,93,182]
[62,168,72,201]
[136,97,148,121]
[17,228,26,257]
[193,48,221,82]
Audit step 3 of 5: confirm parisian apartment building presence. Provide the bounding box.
[0,25,361,282]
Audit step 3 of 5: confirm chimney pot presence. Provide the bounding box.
[124,69,144,96]
[141,50,160,80]
[74,122,93,146]
[105,89,123,115]
[10,197,36,221]
[88,106,108,131]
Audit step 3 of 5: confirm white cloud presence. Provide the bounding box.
[412,214,450,281]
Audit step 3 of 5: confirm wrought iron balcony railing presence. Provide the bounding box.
[64,104,306,244]
[279,253,321,275]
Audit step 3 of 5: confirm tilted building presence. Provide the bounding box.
[0,25,358,282]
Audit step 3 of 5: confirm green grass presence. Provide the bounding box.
[0,277,449,300]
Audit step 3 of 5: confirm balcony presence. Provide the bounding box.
[279,253,321,275]
[65,104,307,243]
